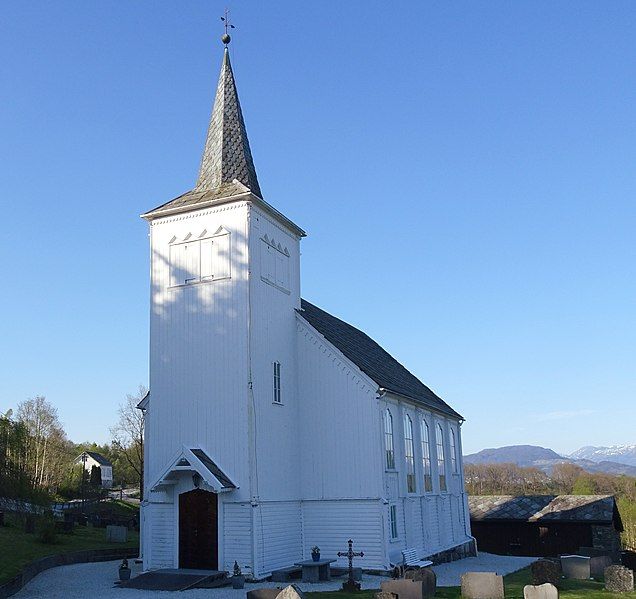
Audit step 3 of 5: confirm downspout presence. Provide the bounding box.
[246,205,260,578]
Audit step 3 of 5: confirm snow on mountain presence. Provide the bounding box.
[569,444,636,467]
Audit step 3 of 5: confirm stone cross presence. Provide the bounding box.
[338,539,364,592]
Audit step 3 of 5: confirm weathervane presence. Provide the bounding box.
[221,8,235,46]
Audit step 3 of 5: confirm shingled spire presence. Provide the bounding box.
[196,48,262,199]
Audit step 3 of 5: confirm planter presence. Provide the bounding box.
[311,553,320,562]
[119,567,131,581]
[232,575,245,589]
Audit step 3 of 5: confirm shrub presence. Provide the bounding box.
[36,514,57,544]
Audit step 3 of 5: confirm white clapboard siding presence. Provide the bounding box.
[302,500,386,570]
[148,503,174,568]
[223,502,253,574]
[255,501,303,576]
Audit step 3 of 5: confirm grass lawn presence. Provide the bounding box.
[307,567,636,599]
[0,514,139,586]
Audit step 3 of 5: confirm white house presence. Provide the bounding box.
[139,39,474,577]
[74,451,113,489]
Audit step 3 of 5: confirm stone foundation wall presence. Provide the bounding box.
[427,539,477,564]
[592,525,622,556]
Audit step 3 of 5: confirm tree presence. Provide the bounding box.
[16,396,70,490]
[110,385,146,495]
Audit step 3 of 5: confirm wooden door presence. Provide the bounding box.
[179,489,218,569]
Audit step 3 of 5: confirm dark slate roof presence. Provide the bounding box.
[298,299,463,419]
[190,448,235,489]
[79,451,112,467]
[468,495,623,529]
[143,48,261,219]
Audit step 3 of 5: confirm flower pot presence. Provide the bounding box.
[232,575,245,589]
[312,553,320,562]
[119,567,131,581]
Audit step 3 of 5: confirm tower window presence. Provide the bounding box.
[169,230,230,287]
[273,361,281,404]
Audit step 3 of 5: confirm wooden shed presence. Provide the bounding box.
[468,495,623,557]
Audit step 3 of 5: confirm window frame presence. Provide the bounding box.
[404,414,416,493]
[421,418,433,492]
[436,422,447,492]
[273,361,282,404]
[450,428,458,474]
[389,504,398,540]
[384,409,396,470]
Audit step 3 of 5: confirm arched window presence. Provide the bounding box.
[404,415,415,493]
[450,428,458,473]
[437,423,447,491]
[384,409,395,469]
[421,419,432,492]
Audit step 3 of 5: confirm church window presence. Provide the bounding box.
[384,409,395,469]
[273,361,281,404]
[437,423,447,492]
[421,419,432,492]
[260,236,290,291]
[170,230,230,286]
[404,415,416,493]
[389,504,398,540]
[450,428,458,473]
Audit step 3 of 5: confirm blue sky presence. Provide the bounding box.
[1,1,634,455]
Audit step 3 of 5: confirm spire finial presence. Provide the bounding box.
[220,8,235,46]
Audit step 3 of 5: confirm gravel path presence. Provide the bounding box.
[13,553,536,598]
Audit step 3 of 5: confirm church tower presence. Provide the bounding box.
[141,36,305,573]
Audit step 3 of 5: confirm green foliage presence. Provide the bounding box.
[572,474,596,495]
[35,514,57,545]
[0,512,138,585]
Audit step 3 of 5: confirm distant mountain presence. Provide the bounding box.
[464,444,636,477]
[569,445,636,467]
[464,445,562,467]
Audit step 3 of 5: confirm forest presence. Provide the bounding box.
[465,461,636,550]
[0,387,145,504]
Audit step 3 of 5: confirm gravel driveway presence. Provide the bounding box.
[13,552,536,598]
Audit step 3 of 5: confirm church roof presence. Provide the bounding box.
[142,48,265,220]
[298,299,463,420]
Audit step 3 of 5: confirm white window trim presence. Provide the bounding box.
[272,361,282,405]
[389,504,399,541]
[404,414,416,494]
[384,408,396,471]
[168,230,231,289]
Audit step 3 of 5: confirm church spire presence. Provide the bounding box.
[195,41,262,199]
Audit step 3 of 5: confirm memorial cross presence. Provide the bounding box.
[338,539,364,592]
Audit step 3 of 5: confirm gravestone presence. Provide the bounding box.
[604,566,634,593]
[590,555,612,579]
[106,524,128,543]
[381,578,435,599]
[531,560,561,586]
[405,567,436,597]
[460,572,505,599]
[276,585,306,599]
[523,583,558,599]
[560,556,590,580]
[247,589,281,599]
[375,592,397,599]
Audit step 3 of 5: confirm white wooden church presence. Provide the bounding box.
[139,39,474,578]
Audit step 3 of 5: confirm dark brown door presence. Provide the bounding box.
[179,489,218,569]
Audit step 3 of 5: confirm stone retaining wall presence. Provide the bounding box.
[0,547,139,599]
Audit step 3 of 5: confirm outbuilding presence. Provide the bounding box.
[468,495,623,557]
